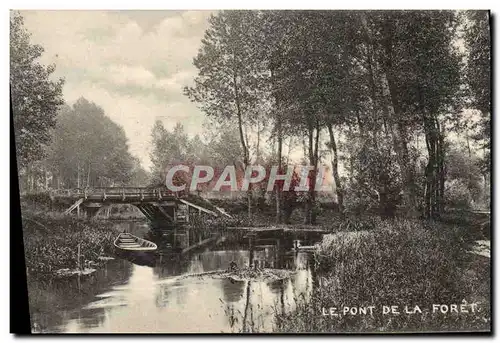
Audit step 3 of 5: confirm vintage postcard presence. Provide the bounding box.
[10,9,491,334]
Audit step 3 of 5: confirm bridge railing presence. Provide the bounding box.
[50,187,181,200]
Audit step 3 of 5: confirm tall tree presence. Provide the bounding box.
[260,11,291,223]
[464,11,491,173]
[313,11,367,216]
[269,11,326,224]
[10,12,64,190]
[46,98,136,188]
[184,10,267,218]
[399,11,462,218]
[150,121,197,186]
[363,11,463,218]
[129,157,151,187]
[362,12,420,216]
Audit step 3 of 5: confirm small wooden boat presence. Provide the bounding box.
[114,232,157,252]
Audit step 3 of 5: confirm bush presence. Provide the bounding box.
[22,212,119,275]
[274,218,490,333]
[445,179,473,209]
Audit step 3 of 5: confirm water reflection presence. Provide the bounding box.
[220,278,246,303]
[29,258,133,333]
[31,223,319,333]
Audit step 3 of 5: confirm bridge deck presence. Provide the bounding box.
[47,187,230,224]
[51,187,180,203]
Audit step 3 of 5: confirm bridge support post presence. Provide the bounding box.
[85,207,100,218]
[248,233,256,269]
[174,226,178,249]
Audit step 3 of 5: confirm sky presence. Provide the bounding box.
[20,10,216,171]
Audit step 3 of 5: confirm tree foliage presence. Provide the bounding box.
[10,12,64,168]
[464,11,491,172]
[46,98,139,188]
[183,10,490,219]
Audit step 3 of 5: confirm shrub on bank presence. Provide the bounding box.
[274,218,490,333]
[21,212,120,276]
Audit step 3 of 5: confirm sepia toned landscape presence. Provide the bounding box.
[11,10,490,333]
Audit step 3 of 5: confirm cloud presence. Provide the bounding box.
[106,65,156,87]
[20,10,215,170]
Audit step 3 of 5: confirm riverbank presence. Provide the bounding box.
[273,218,490,333]
[21,210,120,279]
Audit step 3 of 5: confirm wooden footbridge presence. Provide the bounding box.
[49,187,231,226]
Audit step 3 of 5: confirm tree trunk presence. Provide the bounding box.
[361,14,389,136]
[312,124,320,223]
[423,123,435,219]
[304,128,313,224]
[305,123,320,225]
[86,163,91,188]
[327,124,344,216]
[436,119,446,215]
[363,13,417,215]
[286,137,293,165]
[233,70,251,220]
[276,111,282,224]
[423,113,444,219]
[270,67,283,224]
[379,27,417,215]
[77,161,81,189]
[256,120,260,163]
[466,132,472,158]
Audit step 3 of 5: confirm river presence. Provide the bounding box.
[29,221,321,333]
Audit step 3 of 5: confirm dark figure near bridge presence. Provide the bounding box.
[282,190,298,224]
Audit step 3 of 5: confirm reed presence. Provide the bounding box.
[21,210,120,278]
[273,218,490,333]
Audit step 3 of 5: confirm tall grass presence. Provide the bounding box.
[22,211,120,276]
[274,218,490,333]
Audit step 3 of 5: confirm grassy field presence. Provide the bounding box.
[273,218,490,333]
